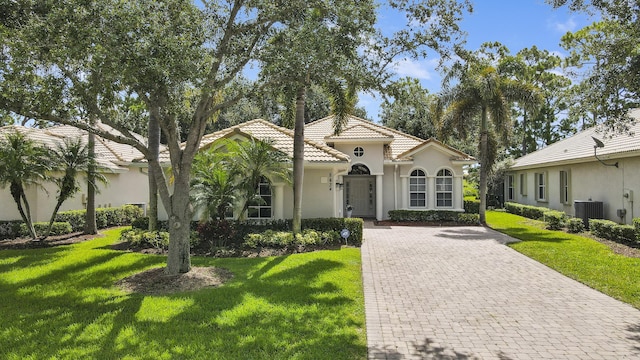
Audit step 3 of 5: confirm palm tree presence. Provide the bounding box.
[191,149,238,221]
[224,138,292,220]
[0,130,52,238]
[441,60,542,224]
[44,138,104,238]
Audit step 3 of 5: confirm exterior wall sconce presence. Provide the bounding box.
[592,136,618,168]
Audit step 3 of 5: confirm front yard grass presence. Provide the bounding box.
[0,228,366,359]
[487,211,640,309]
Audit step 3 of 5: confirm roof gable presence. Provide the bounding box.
[396,138,476,162]
[183,119,349,163]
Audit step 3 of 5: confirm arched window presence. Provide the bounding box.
[349,163,370,175]
[409,169,426,207]
[436,169,453,208]
[248,177,272,219]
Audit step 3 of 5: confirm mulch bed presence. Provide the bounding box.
[0,231,104,250]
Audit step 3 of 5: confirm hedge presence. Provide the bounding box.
[463,199,480,214]
[504,202,546,220]
[181,217,364,252]
[56,205,144,232]
[589,219,637,245]
[0,221,24,240]
[542,210,566,230]
[243,229,343,248]
[18,222,73,237]
[566,218,585,233]
[388,210,479,225]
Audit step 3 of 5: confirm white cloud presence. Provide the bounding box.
[551,17,577,33]
[392,58,435,80]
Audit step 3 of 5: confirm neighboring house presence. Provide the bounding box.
[1,115,475,222]
[506,109,640,225]
[186,115,475,220]
[0,124,161,222]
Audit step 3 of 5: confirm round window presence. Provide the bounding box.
[353,147,364,157]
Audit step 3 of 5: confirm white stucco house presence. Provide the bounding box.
[1,115,475,222]
[188,115,476,220]
[506,109,640,225]
[0,124,158,222]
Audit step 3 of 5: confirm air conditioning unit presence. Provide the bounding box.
[574,200,604,229]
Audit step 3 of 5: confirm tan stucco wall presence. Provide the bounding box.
[0,167,158,222]
[334,143,384,174]
[509,156,640,224]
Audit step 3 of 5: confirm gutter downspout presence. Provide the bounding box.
[394,164,398,210]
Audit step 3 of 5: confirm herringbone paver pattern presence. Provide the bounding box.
[362,225,640,359]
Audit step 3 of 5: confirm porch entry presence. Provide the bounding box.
[344,164,376,218]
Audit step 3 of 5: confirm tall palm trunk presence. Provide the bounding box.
[11,183,36,239]
[292,84,307,235]
[84,130,97,234]
[478,107,489,225]
[521,108,528,155]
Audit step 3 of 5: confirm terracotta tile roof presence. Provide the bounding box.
[305,114,473,161]
[511,109,640,169]
[396,138,476,162]
[161,119,350,163]
[0,123,147,171]
[325,124,394,141]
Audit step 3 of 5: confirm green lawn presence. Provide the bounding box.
[0,228,366,359]
[487,211,640,309]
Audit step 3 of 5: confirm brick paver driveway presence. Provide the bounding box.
[362,224,640,359]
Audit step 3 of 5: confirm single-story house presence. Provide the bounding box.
[1,115,475,222]
[0,124,162,222]
[506,109,640,225]
[183,115,475,220]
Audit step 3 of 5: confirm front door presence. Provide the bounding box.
[345,176,375,218]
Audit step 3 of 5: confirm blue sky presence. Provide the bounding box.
[360,0,597,122]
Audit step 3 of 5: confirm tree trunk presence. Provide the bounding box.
[11,183,36,239]
[165,168,192,274]
[292,85,307,235]
[85,131,97,234]
[521,108,528,156]
[44,199,65,239]
[147,112,161,231]
[478,107,489,225]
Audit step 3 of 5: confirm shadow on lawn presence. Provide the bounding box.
[0,237,366,359]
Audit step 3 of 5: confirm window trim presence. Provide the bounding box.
[409,168,427,208]
[247,177,273,219]
[560,170,570,204]
[506,174,515,201]
[435,168,453,208]
[353,146,364,157]
[535,172,547,202]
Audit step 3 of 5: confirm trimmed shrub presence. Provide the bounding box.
[56,205,143,231]
[388,210,460,222]
[0,221,22,240]
[119,228,170,250]
[18,222,73,237]
[463,199,480,214]
[457,213,480,225]
[193,217,364,251]
[243,229,344,249]
[634,218,640,242]
[504,202,546,220]
[590,219,637,244]
[566,218,585,233]
[543,210,566,230]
